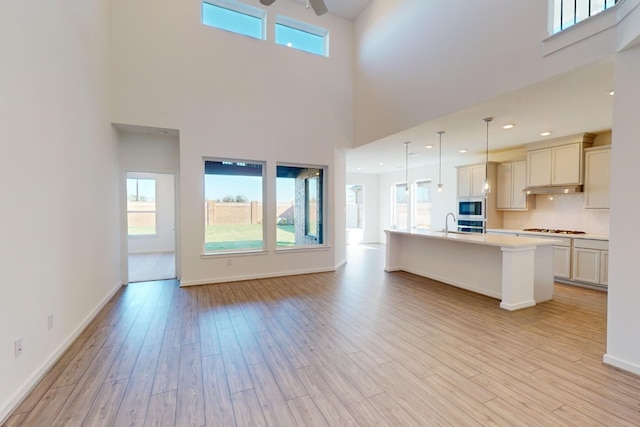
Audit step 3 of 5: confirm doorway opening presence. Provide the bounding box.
[126,172,176,282]
[346,184,364,245]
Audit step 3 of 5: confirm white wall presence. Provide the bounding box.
[109,0,353,284]
[375,159,463,243]
[0,0,119,420]
[354,0,618,146]
[605,43,640,375]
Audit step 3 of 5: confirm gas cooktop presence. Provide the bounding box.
[523,228,586,235]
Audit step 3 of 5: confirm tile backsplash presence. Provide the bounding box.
[502,193,609,236]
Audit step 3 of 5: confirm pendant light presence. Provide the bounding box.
[436,131,445,193]
[482,117,493,195]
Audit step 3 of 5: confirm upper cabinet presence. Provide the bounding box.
[457,164,486,197]
[526,133,595,187]
[584,146,611,209]
[497,161,532,210]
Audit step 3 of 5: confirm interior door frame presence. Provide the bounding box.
[121,170,180,285]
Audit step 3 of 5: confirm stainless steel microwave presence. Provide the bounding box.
[458,198,485,219]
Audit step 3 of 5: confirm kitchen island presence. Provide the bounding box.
[385,229,559,310]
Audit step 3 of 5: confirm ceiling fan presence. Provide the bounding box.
[259,0,328,16]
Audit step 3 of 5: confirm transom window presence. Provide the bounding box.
[552,0,618,33]
[275,16,328,56]
[202,0,265,40]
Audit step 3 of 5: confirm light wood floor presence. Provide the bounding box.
[5,244,640,426]
[128,252,176,283]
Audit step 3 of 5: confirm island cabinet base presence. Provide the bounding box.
[384,230,555,311]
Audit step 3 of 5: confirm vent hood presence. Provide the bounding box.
[523,185,583,195]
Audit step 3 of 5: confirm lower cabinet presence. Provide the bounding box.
[553,245,572,279]
[572,240,609,286]
[487,230,609,287]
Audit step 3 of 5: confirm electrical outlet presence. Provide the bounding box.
[14,338,23,358]
[48,315,54,330]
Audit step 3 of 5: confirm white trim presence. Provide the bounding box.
[201,249,268,258]
[543,1,621,56]
[603,353,640,376]
[0,281,123,424]
[179,266,339,287]
[275,245,331,254]
[275,15,328,57]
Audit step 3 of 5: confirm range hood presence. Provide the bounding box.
[522,185,583,195]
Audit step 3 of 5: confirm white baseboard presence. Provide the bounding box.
[603,353,640,376]
[180,265,341,287]
[0,281,123,424]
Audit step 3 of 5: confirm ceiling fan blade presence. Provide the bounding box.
[260,0,276,5]
[308,0,328,15]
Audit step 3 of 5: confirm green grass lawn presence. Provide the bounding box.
[204,224,295,251]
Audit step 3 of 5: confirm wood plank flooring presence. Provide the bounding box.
[5,244,640,426]
[128,252,176,283]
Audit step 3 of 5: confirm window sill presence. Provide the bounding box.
[275,245,331,254]
[201,249,268,259]
[128,234,159,239]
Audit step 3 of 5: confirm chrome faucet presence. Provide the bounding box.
[445,212,456,234]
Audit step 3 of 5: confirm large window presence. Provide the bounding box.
[392,183,408,230]
[276,165,325,247]
[414,180,432,229]
[202,1,265,40]
[275,17,328,56]
[127,178,157,235]
[204,160,265,252]
[552,0,618,33]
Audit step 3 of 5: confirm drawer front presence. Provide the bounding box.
[573,239,608,251]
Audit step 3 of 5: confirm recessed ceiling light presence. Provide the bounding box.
[609,90,615,96]
[356,167,361,171]
[378,162,384,165]
[541,131,552,136]
[459,149,468,153]
[503,124,514,129]
[424,144,433,149]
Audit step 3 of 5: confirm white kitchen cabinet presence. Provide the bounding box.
[457,164,486,197]
[572,247,600,283]
[527,148,552,187]
[600,250,609,285]
[525,134,595,188]
[497,161,530,210]
[527,143,582,187]
[552,143,581,184]
[584,146,611,209]
[554,245,572,279]
[572,239,609,286]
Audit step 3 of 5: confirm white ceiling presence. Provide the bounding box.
[290,0,372,20]
[346,58,615,173]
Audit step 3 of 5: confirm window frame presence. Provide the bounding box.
[391,182,408,230]
[275,163,327,250]
[275,15,329,57]
[413,179,432,230]
[127,177,157,237]
[202,0,266,40]
[202,158,267,255]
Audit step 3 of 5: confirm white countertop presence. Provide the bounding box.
[385,229,559,248]
[488,229,609,241]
